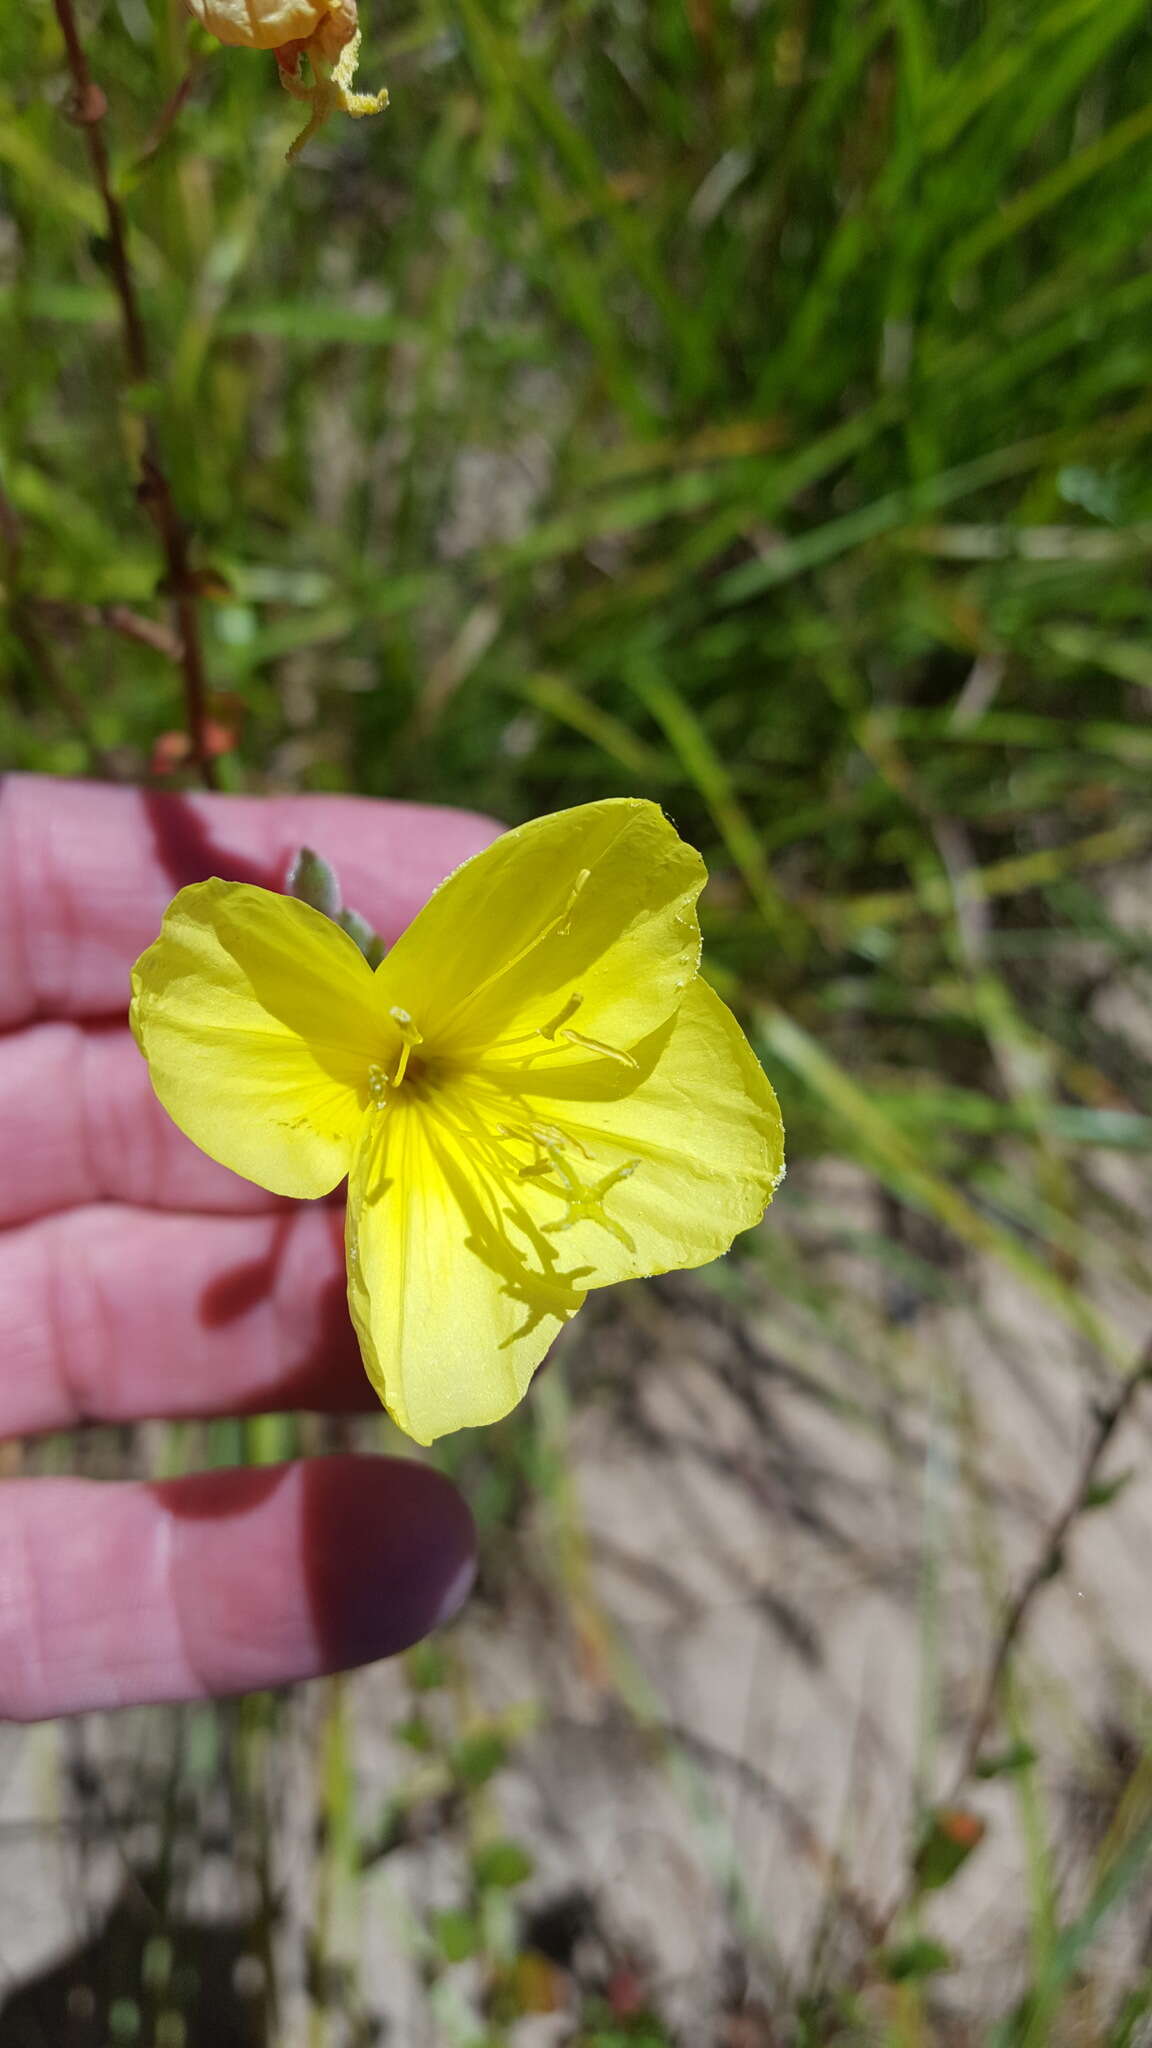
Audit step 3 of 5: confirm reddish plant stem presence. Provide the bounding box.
[51,0,216,788]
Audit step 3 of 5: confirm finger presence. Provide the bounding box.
[0,1457,476,1719]
[0,775,500,1028]
[0,1022,283,1227]
[0,1203,378,1435]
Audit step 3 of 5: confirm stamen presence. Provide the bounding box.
[282,25,389,163]
[388,1006,423,1088]
[539,991,584,1040]
[491,1118,591,1175]
[487,992,637,1071]
[367,1063,390,1106]
[557,1026,638,1069]
[485,991,585,1058]
[492,1124,558,1180]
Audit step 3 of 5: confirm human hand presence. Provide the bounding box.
[0,775,497,1720]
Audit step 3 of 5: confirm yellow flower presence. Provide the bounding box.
[130,800,784,1445]
[186,0,387,159]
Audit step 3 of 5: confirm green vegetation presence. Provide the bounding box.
[5,0,1152,2037]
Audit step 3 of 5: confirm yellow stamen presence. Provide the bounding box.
[283,26,389,162]
[388,1006,423,1088]
[556,1026,638,1069]
[539,992,584,1040]
[489,992,638,1069]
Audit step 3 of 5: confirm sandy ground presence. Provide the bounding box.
[3,1153,1152,2046]
[2,875,1152,2042]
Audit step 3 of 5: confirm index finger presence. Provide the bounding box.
[0,776,500,1028]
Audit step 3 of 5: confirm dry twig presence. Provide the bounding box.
[862,1333,1152,1970]
[948,1333,1152,1799]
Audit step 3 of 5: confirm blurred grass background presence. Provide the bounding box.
[4,0,1152,2040]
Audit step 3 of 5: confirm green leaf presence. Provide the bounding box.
[431,1909,481,1964]
[471,1839,535,1890]
[1083,1469,1134,1510]
[452,1729,509,1787]
[406,1643,450,1693]
[975,1742,1040,1780]
[913,1808,986,1891]
[880,1938,953,1982]
[395,1713,436,1754]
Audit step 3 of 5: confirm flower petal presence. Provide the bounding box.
[375,799,704,1070]
[346,1090,586,1444]
[187,0,331,50]
[472,977,784,1287]
[130,880,380,1199]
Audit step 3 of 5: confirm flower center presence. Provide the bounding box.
[364,998,642,1257]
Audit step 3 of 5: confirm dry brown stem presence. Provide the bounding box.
[948,1333,1152,1798]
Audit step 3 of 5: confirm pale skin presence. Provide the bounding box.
[0,775,499,1720]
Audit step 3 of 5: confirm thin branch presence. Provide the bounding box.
[656,1718,888,1949]
[134,62,201,168]
[136,454,216,790]
[948,1333,1152,1798]
[38,598,183,664]
[53,4,146,379]
[50,0,216,788]
[862,1333,1152,1969]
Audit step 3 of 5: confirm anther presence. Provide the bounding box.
[532,994,638,1067]
[539,992,584,1041]
[557,1026,638,1069]
[368,1063,390,1105]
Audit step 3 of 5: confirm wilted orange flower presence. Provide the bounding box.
[187,0,387,157]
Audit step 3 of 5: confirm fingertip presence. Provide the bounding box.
[0,1458,477,1719]
[300,1454,477,1667]
[164,1454,476,1692]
